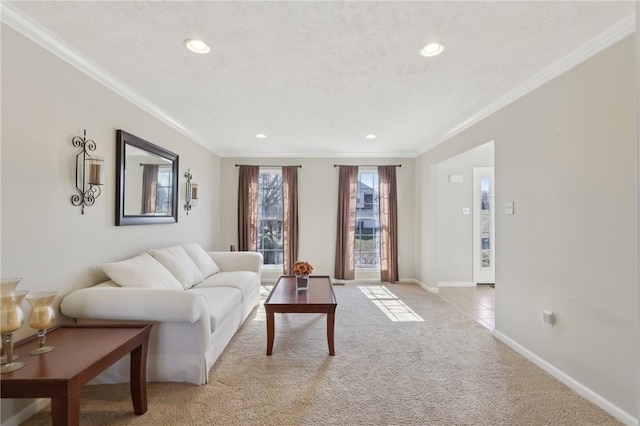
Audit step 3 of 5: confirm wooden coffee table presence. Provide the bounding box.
[1,323,152,426]
[264,275,337,356]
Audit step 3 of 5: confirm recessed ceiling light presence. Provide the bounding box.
[184,39,210,54]
[255,134,267,139]
[420,42,445,57]
[365,134,377,139]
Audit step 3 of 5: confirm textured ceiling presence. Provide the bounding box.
[4,1,636,157]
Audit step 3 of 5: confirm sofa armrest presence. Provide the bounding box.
[60,287,209,323]
[209,251,263,276]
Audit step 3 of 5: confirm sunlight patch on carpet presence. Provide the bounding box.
[253,285,274,322]
[358,286,424,322]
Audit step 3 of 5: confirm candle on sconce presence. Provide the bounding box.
[191,184,199,200]
[87,157,104,185]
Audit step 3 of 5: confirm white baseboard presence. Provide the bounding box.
[411,278,439,294]
[3,398,49,426]
[493,330,637,426]
[261,276,439,293]
[332,278,381,284]
[437,281,475,287]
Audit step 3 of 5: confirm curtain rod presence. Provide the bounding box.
[235,164,302,168]
[333,164,401,168]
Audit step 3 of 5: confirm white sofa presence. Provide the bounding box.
[60,244,262,385]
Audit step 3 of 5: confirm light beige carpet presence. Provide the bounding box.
[22,283,620,425]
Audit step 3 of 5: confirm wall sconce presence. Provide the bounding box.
[184,168,198,215]
[70,129,104,214]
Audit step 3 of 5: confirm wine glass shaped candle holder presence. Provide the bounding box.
[26,292,57,355]
[1,288,28,373]
[0,277,21,364]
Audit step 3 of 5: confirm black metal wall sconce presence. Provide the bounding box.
[70,129,104,214]
[184,168,198,215]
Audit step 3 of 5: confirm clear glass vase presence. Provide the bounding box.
[295,275,309,292]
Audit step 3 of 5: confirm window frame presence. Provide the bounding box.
[355,168,381,269]
[256,167,284,268]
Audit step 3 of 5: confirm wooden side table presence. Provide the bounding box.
[1,323,152,426]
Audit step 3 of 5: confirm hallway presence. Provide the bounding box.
[438,285,495,330]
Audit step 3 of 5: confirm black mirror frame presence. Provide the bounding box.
[116,130,179,226]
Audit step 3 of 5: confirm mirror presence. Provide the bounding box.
[116,130,179,226]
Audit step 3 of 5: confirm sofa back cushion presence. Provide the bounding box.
[99,253,183,290]
[182,243,220,278]
[149,246,204,289]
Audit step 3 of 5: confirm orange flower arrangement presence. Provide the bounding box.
[292,261,313,276]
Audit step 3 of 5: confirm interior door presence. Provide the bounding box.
[473,167,495,284]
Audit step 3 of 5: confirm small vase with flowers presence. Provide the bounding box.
[291,261,313,292]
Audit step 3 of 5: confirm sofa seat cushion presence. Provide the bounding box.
[196,271,259,300]
[187,287,242,332]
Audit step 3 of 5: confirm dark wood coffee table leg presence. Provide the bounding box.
[130,340,149,415]
[51,391,80,426]
[327,310,335,356]
[266,307,275,355]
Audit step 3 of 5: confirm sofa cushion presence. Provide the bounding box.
[196,271,259,300]
[187,287,242,332]
[149,246,204,289]
[182,243,220,278]
[99,253,183,290]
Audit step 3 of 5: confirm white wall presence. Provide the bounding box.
[434,142,494,286]
[220,157,415,282]
[1,24,222,423]
[636,2,640,420]
[417,35,637,419]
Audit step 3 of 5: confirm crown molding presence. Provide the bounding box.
[417,13,637,156]
[0,2,221,156]
[4,3,633,160]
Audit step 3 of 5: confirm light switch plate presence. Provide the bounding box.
[504,201,514,215]
[462,208,470,215]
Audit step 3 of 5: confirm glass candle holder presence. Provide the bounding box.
[1,277,22,296]
[26,292,57,355]
[1,290,28,373]
[0,278,22,364]
[86,156,104,185]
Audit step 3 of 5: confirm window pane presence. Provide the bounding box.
[257,169,284,266]
[356,171,380,268]
[479,177,491,269]
[154,167,173,214]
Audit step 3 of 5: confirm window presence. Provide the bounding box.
[257,169,283,266]
[155,166,173,214]
[355,170,380,268]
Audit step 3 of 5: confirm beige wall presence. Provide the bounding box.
[1,24,222,422]
[434,141,494,285]
[1,12,637,426]
[417,35,637,418]
[220,157,415,282]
